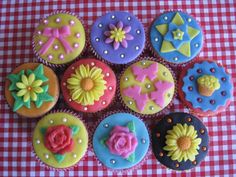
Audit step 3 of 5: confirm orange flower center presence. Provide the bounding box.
[177,136,191,151]
[27,86,32,91]
[80,78,94,91]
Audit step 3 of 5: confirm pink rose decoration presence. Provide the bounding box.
[106,126,138,158]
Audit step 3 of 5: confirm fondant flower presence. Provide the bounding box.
[106,126,138,158]
[163,123,202,162]
[16,73,43,102]
[67,64,107,106]
[197,75,220,96]
[45,125,74,154]
[104,21,134,50]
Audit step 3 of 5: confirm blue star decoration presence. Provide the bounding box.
[156,12,200,57]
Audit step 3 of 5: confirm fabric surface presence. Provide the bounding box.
[0,1,235,177]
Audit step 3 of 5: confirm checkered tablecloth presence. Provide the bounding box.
[0,1,236,177]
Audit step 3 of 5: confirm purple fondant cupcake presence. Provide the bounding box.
[90,11,145,64]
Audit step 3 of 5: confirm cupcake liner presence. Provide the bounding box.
[32,10,88,69]
[90,110,152,174]
[118,57,177,119]
[31,109,89,171]
[147,10,205,67]
[88,12,146,67]
[178,59,233,117]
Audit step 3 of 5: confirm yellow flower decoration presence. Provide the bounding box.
[163,123,202,162]
[67,64,107,106]
[110,27,126,42]
[197,75,220,90]
[16,73,43,102]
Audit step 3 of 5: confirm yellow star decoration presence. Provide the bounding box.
[156,12,200,57]
[172,29,184,40]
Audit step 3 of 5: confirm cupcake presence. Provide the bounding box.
[149,11,203,64]
[178,60,233,116]
[119,59,175,116]
[152,112,209,171]
[5,63,59,118]
[32,111,88,169]
[33,11,86,67]
[92,112,150,171]
[61,58,116,113]
[90,11,145,64]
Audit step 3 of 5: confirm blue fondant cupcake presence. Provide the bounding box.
[90,11,145,64]
[179,59,233,116]
[149,11,203,64]
[92,113,150,171]
[152,112,209,171]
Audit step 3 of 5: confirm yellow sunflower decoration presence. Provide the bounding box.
[67,64,107,105]
[163,123,202,162]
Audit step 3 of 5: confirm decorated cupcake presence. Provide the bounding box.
[90,11,145,64]
[119,59,175,116]
[32,111,88,169]
[61,58,116,113]
[5,63,59,118]
[149,11,203,64]
[179,60,233,116]
[33,11,86,67]
[92,112,150,171]
[152,112,209,171]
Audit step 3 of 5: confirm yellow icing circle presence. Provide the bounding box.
[33,112,88,168]
[120,60,175,115]
[33,13,86,65]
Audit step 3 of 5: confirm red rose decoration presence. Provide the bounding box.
[44,125,74,154]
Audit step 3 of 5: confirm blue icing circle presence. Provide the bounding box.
[93,113,150,170]
[150,11,203,64]
[90,11,145,64]
[182,61,232,111]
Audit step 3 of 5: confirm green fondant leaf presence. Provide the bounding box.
[127,121,136,134]
[35,99,43,108]
[41,85,49,92]
[40,127,47,136]
[12,92,24,111]
[26,69,33,75]
[126,153,135,163]
[7,70,24,91]
[35,92,54,108]
[33,64,48,82]
[70,125,80,135]
[54,154,65,163]
[100,137,108,146]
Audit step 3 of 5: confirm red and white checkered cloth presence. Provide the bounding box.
[0,1,236,177]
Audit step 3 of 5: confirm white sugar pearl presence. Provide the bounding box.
[95,38,100,42]
[146,84,151,89]
[73,154,77,158]
[78,139,82,144]
[195,43,199,47]
[155,37,158,42]
[174,57,178,61]
[59,54,64,60]
[135,46,139,50]
[84,107,88,111]
[141,138,146,144]
[73,43,79,48]
[43,19,48,24]
[111,15,115,19]
[91,62,95,66]
[76,33,80,38]
[124,77,129,81]
[36,139,40,144]
[104,123,109,128]
[110,159,116,164]
[38,41,43,45]
[53,45,59,50]
[70,20,75,25]
[102,101,106,105]
[149,106,154,110]
[128,101,133,105]
[55,18,61,23]
[106,73,110,77]
[98,23,103,28]
[45,154,49,159]
[62,118,67,122]
[188,18,192,22]
[127,17,131,21]
[37,31,41,35]
[164,16,168,20]
[49,120,53,124]
[48,54,53,60]
[136,30,141,34]
[104,50,108,54]
[108,86,113,90]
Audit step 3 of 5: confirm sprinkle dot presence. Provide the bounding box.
[141,61,146,65]
[159,152,164,157]
[221,91,226,96]
[37,31,41,35]
[120,54,125,58]
[110,159,116,164]
[102,101,106,105]
[76,33,80,38]
[104,123,109,128]
[104,50,108,54]
[192,160,197,165]
[175,163,180,168]
[197,97,202,102]
[136,30,141,34]
[73,154,77,158]
[188,86,193,91]
[167,118,172,123]
[189,76,194,81]
[156,133,160,138]
[197,69,202,73]
[187,117,192,122]
[124,77,129,81]
[38,41,43,45]
[111,15,115,19]
[53,45,59,50]
[62,118,67,122]
[163,72,167,76]
[146,84,151,89]
[195,43,199,47]
[128,101,133,105]
[55,18,61,23]
[221,77,226,82]
[98,23,103,28]
[91,62,95,66]
[188,18,192,22]
[72,67,75,70]
[210,100,215,104]
[36,139,40,144]
[141,138,146,144]
[48,54,53,60]
[135,46,139,50]
[155,37,159,42]
[49,120,54,124]
[84,107,88,111]
[63,82,66,86]
[149,106,154,110]
[200,129,205,134]
[73,43,79,48]
[43,19,48,24]
[78,139,82,144]
[69,99,72,102]
[202,146,207,151]
[95,37,100,42]
[106,73,110,77]
[173,57,178,61]
[164,16,168,20]
[108,86,113,91]
[69,20,75,25]
[127,17,131,21]
[45,154,49,159]
[210,68,215,73]
[59,54,64,60]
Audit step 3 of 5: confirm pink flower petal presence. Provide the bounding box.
[125,34,134,40]
[121,40,128,48]
[109,23,116,30]
[123,26,131,33]
[113,41,120,50]
[117,21,123,29]
[105,38,114,44]
[104,31,111,36]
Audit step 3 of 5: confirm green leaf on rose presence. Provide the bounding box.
[100,137,108,146]
[54,154,65,163]
[127,121,136,134]
[126,153,135,163]
[70,125,80,135]
[40,127,47,136]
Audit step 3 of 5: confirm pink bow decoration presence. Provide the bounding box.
[123,86,148,112]
[132,63,158,82]
[150,81,174,108]
[38,25,73,55]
